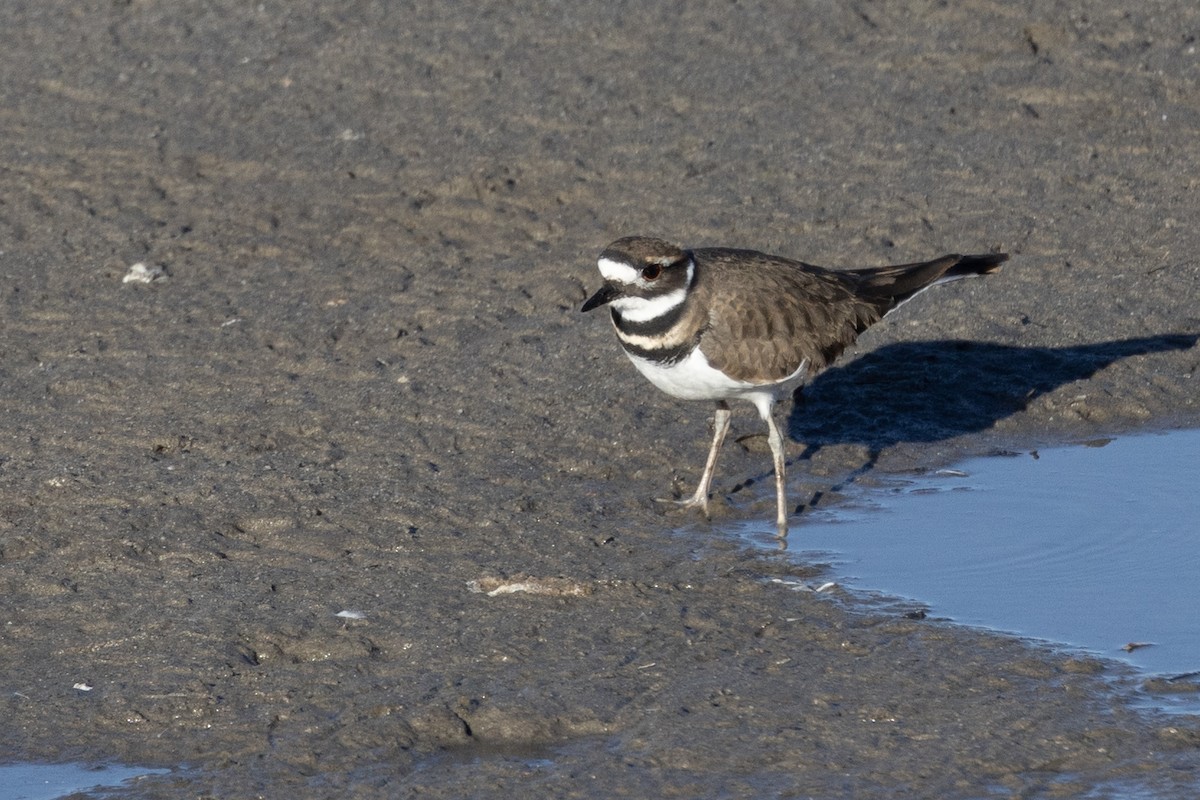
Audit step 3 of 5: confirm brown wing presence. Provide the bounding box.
[692,248,884,383]
[695,248,1007,384]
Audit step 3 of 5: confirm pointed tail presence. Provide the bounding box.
[848,252,1008,313]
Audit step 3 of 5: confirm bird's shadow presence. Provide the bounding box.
[774,333,1198,509]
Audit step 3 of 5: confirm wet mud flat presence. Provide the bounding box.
[2,1,1200,797]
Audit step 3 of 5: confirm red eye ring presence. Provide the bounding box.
[641,264,662,281]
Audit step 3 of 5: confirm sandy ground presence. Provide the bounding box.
[2,1,1199,797]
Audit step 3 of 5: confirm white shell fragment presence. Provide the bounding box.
[334,610,366,620]
[122,262,168,284]
[467,576,593,598]
[73,682,94,691]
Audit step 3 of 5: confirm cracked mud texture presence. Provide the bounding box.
[2,1,1199,797]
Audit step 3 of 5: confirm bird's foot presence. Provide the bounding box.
[655,493,710,516]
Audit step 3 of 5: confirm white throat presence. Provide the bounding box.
[610,286,687,322]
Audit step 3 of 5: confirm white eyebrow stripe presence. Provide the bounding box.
[598,257,641,284]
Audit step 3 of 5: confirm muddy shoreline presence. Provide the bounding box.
[2,2,1199,797]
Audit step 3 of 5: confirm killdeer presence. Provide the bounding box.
[582,236,1007,537]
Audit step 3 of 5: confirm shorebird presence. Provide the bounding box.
[583,236,1006,537]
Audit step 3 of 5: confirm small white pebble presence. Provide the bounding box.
[122,262,167,284]
[73,682,94,691]
[335,610,366,620]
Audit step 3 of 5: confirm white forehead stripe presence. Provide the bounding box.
[597,257,641,284]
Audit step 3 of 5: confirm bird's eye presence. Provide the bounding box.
[641,264,662,281]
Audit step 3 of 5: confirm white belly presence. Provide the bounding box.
[625,347,808,405]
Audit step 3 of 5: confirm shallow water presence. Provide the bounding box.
[743,429,1200,692]
[0,763,167,800]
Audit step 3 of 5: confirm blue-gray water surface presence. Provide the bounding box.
[744,429,1200,687]
[0,763,167,800]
